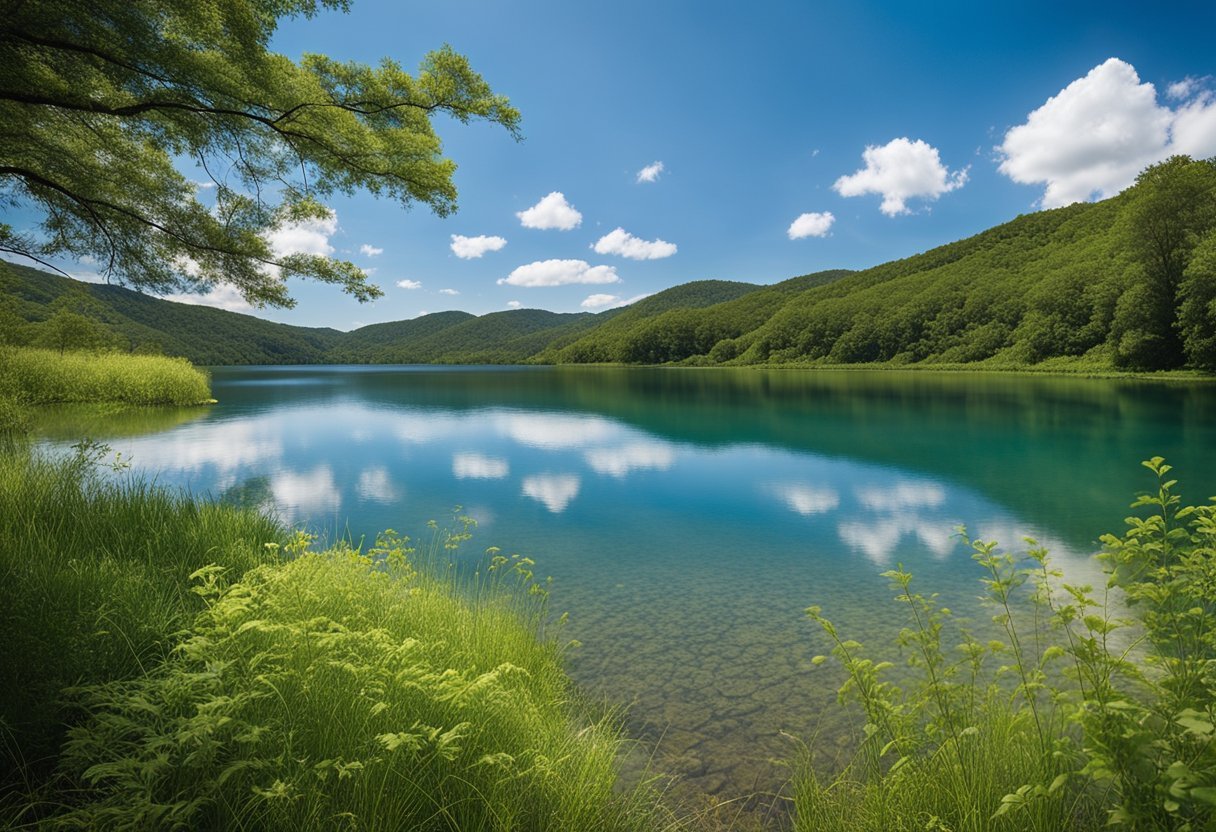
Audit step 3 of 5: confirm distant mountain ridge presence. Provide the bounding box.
[4,159,1215,371]
[0,266,790,365]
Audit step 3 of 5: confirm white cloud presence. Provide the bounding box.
[451,234,508,259]
[267,212,338,257]
[581,293,621,309]
[453,452,510,479]
[359,244,384,257]
[498,259,620,287]
[584,442,675,478]
[396,279,422,290]
[168,284,253,313]
[636,161,665,183]
[516,192,582,230]
[787,211,836,240]
[774,484,840,516]
[1172,91,1216,159]
[834,138,967,216]
[438,288,460,296]
[592,228,677,260]
[521,474,581,513]
[506,300,522,309]
[357,466,399,503]
[998,58,1216,208]
[1167,77,1201,101]
[193,180,216,190]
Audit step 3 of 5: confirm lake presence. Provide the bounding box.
[37,365,1216,809]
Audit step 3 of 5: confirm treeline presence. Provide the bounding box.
[3,156,1215,371]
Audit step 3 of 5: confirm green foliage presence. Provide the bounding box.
[0,448,669,829]
[1116,157,1216,369]
[0,347,211,405]
[0,0,519,307]
[797,460,1216,831]
[54,536,658,830]
[0,444,283,794]
[1179,231,1216,371]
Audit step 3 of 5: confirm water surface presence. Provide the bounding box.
[38,366,1216,807]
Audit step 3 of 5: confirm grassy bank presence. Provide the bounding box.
[0,347,212,406]
[0,446,670,830]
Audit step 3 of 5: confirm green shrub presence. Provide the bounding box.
[797,459,1216,831]
[54,534,661,831]
[0,347,211,405]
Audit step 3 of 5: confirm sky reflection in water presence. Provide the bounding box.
[39,366,1216,805]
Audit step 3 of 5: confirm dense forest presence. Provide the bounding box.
[3,156,1215,371]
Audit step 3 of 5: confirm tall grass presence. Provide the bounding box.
[796,458,1216,831]
[0,447,673,830]
[0,346,211,405]
[0,443,283,797]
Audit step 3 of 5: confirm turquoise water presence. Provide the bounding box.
[40,366,1216,807]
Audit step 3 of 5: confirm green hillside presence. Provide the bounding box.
[0,264,343,364]
[3,156,1214,371]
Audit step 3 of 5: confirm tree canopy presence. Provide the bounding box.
[0,0,520,307]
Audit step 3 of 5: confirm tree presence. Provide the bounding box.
[37,289,120,353]
[1116,156,1216,369]
[1179,231,1216,371]
[0,0,520,308]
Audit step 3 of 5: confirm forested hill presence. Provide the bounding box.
[0,266,788,365]
[3,156,1215,371]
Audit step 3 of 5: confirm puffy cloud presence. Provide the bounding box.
[1167,77,1196,100]
[451,234,508,259]
[267,212,338,257]
[498,259,620,287]
[581,293,621,309]
[168,284,253,313]
[636,161,665,183]
[774,484,840,515]
[356,466,399,503]
[787,211,835,240]
[453,452,509,479]
[584,442,675,478]
[438,288,460,295]
[998,58,1216,208]
[581,293,650,310]
[521,474,581,513]
[834,138,967,216]
[506,300,522,309]
[1172,92,1216,159]
[359,243,383,257]
[592,228,677,260]
[516,192,582,230]
[396,279,422,289]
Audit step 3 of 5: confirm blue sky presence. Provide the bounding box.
[25,0,1216,329]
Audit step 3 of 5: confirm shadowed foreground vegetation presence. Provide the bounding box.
[0,445,673,830]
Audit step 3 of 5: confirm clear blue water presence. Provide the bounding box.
[38,365,1216,805]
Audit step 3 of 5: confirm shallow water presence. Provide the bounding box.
[37,366,1216,808]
